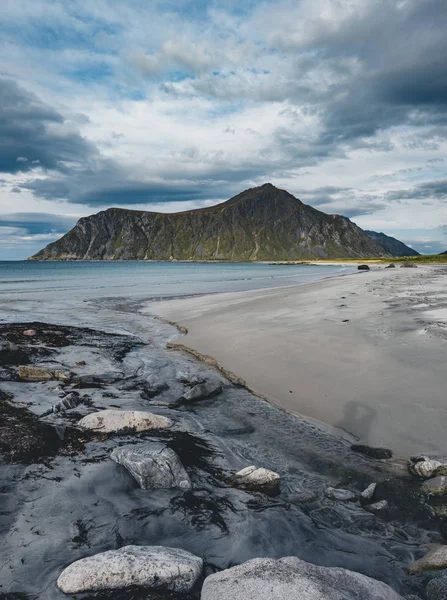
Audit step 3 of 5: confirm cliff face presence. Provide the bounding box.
[365,231,419,257]
[31,184,392,261]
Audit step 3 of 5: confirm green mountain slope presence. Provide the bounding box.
[31,183,392,261]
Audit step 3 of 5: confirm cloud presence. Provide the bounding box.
[386,180,447,201]
[0,78,95,174]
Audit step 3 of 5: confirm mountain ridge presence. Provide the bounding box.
[30,184,414,261]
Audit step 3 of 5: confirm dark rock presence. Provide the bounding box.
[176,370,206,387]
[181,382,223,403]
[39,391,82,418]
[422,476,447,496]
[0,390,61,461]
[110,443,191,490]
[426,575,447,600]
[358,264,370,270]
[140,375,169,399]
[351,444,393,459]
[386,263,397,268]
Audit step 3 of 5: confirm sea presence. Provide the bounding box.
[0,260,353,301]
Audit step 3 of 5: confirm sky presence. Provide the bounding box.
[0,0,446,259]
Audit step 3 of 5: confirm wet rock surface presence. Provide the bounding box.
[351,444,393,460]
[201,556,405,600]
[425,575,447,600]
[233,465,280,494]
[0,318,444,599]
[110,443,191,490]
[180,382,223,404]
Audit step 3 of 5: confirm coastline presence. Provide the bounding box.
[150,264,447,457]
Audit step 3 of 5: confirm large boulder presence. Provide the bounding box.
[110,443,191,490]
[77,410,172,434]
[408,545,447,573]
[358,265,370,271]
[57,545,203,594]
[233,465,280,494]
[351,444,392,459]
[181,382,223,403]
[201,557,404,600]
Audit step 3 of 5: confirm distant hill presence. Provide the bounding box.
[364,231,419,257]
[439,250,447,255]
[31,183,398,261]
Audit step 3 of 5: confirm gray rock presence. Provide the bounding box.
[110,443,191,490]
[57,545,203,594]
[408,545,447,573]
[201,556,404,600]
[233,465,280,494]
[358,265,370,271]
[426,575,447,600]
[351,444,392,459]
[181,382,223,403]
[400,262,418,268]
[360,482,377,502]
[325,487,357,502]
[386,264,396,269]
[77,410,172,434]
[40,392,82,418]
[141,374,169,398]
[422,476,447,496]
[176,370,205,386]
[365,499,388,514]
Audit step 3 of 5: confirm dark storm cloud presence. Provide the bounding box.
[0,213,78,235]
[0,78,95,173]
[299,186,387,218]
[386,180,447,201]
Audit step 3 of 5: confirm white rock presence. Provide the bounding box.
[409,458,443,479]
[422,476,447,495]
[360,483,377,501]
[201,556,404,600]
[366,500,388,514]
[57,545,203,594]
[77,410,172,433]
[110,443,191,490]
[233,465,280,493]
[325,487,357,501]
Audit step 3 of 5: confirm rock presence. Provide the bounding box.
[360,482,377,503]
[409,456,447,478]
[77,410,172,434]
[365,500,389,515]
[423,476,447,496]
[22,329,37,336]
[400,262,418,268]
[358,264,370,271]
[40,392,82,418]
[233,465,280,494]
[75,360,86,366]
[351,444,392,459]
[141,375,169,399]
[18,365,70,382]
[176,370,205,386]
[57,545,203,594]
[201,556,405,600]
[433,505,447,518]
[426,575,447,600]
[325,487,357,501]
[181,382,223,403]
[386,264,396,269]
[110,443,191,490]
[408,545,447,573]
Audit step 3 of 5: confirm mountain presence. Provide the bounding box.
[364,231,419,257]
[31,183,394,261]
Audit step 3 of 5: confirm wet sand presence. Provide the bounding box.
[151,265,447,457]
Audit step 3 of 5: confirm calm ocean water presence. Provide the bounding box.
[0,261,355,301]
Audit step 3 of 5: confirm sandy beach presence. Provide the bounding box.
[151,265,447,457]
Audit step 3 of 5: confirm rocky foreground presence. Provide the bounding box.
[1,322,447,599]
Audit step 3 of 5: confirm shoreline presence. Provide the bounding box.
[150,264,447,457]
